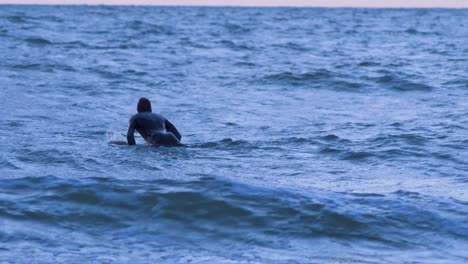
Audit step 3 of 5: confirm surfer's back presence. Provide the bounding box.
[129,112,166,138]
[127,97,182,146]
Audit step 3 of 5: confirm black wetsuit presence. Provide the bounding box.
[127,112,182,146]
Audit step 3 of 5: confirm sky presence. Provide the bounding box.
[0,0,467,8]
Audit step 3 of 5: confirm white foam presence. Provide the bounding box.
[106,131,127,145]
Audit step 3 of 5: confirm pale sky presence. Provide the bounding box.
[0,0,467,8]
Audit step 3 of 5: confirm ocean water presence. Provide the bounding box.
[1,5,467,263]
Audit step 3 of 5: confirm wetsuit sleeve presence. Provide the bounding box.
[165,119,182,141]
[127,118,136,145]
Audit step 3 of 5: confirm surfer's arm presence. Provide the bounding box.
[127,119,136,145]
[165,119,182,141]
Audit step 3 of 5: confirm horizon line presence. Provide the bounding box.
[1,3,467,8]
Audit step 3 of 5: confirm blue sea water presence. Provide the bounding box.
[0,5,467,263]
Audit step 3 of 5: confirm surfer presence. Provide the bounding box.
[127,97,182,146]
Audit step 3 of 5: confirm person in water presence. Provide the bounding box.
[127,97,182,146]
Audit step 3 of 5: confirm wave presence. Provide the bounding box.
[321,134,340,141]
[273,42,309,52]
[11,62,76,73]
[234,61,256,67]
[189,133,441,163]
[178,37,209,49]
[258,70,364,91]
[5,15,33,24]
[36,15,65,23]
[368,133,430,147]
[192,138,258,150]
[13,147,94,171]
[1,176,466,248]
[0,159,20,170]
[371,71,434,91]
[24,37,52,46]
[404,28,440,36]
[318,146,372,161]
[1,120,25,128]
[59,40,90,48]
[316,133,425,161]
[223,22,252,34]
[6,14,66,24]
[125,20,174,35]
[218,39,252,51]
[22,36,141,50]
[358,61,381,67]
[443,79,468,88]
[265,70,332,82]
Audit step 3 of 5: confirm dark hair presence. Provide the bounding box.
[137,97,152,113]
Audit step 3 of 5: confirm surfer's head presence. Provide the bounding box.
[137,97,152,113]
